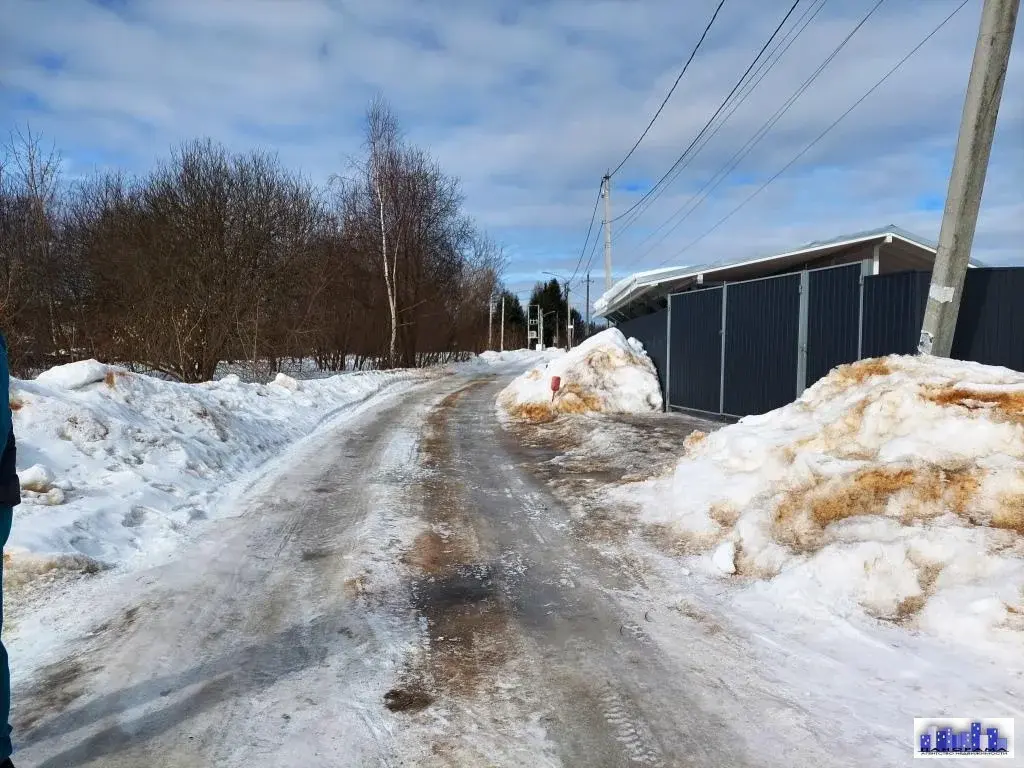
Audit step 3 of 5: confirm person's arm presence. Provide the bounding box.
[0,335,9,456]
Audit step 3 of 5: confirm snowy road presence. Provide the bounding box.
[12,373,801,765]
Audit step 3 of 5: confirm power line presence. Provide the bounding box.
[568,183,604,284]
[583,221,603,276]
[613,0,830,244]
[607,0,728,179]
[655,0,972,268]
[623,0,884,269]
[607,0,804,228]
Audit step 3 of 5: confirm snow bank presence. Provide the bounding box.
[496,329,663,422]
[621,355,1024,652]
[9,360,425,578]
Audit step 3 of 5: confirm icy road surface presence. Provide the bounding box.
[9,372,942,766]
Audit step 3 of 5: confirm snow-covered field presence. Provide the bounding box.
[497,329,662,422]
[8,359,430,590]
[611,355,1024,658]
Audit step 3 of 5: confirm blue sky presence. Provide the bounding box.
[2,0,1021,313]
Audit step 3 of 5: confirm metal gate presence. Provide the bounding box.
[722,274,801,418]
[667,287,723,415]
[806,263,864,388]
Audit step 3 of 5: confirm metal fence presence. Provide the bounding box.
[615,265,1024,420]
[617,309,669,404]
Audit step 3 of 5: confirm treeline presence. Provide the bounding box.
[0,98,518,381]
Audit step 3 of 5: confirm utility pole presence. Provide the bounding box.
[564,282,572,350]
[602,173,613,291]
[500,294,505,352]
[919,0,1019,357]
[487,292,494,351]
[584,273,592,339]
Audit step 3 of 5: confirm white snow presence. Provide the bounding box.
[614,354,1024,656]
[711,540,736,575]
[457,348,565,375]
[34,359,110,390]
[496,329,662,421]
[8,360,427,579]
[16,463,53,492]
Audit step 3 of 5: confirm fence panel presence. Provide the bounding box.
[723,274,801,417]
[667,288,722,414]
[952,268,1024,372]
[616,309,669,404]
[806,263,862,387]
[861,271,931,357]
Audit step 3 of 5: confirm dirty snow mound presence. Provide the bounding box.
[619,355,1024,652]
[9,362,425,579]
[496,329,662,422]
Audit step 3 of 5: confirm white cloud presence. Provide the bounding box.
[1,0,1021,298]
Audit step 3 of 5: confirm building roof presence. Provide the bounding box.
[594,225,983,318]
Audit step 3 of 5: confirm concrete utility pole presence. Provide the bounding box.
[487,292,494,351]
[919,0,1019,357]
[602,173,613,291]
[500,294,505,352]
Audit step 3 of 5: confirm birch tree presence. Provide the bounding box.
[365,96,402,366]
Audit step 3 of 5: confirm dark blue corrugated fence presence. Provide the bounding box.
[616,309,668,403]
[657,265,1024,419]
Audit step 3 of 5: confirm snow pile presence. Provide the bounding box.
[496,329,663,422]
[8,360,425,579]
[622,355,1024,651]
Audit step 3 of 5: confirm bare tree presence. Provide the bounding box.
[1,110,507,380]
[365,96,402,366]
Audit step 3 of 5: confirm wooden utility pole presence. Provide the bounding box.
[919,0,1019,357]
[500,294,505,352]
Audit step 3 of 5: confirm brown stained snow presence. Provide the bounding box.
[993,493,1024,535]
[925,386,1024,423]
[772,466,986,553]
[388,382,516,713]
[3,552,106,602]
[890,556,944,626]
[828,358,893,389]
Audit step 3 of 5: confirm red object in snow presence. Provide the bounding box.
[550,375,561,401]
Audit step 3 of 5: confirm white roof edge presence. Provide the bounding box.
[596,227,979,316]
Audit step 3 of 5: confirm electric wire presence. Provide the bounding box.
[612,0,830,240]
[624,0,886,269]
[654,0,972,268]
[567,183,604,285]
[607,0,804,228]
[607,0,728,179]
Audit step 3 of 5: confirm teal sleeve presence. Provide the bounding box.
[0,336,9,455]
